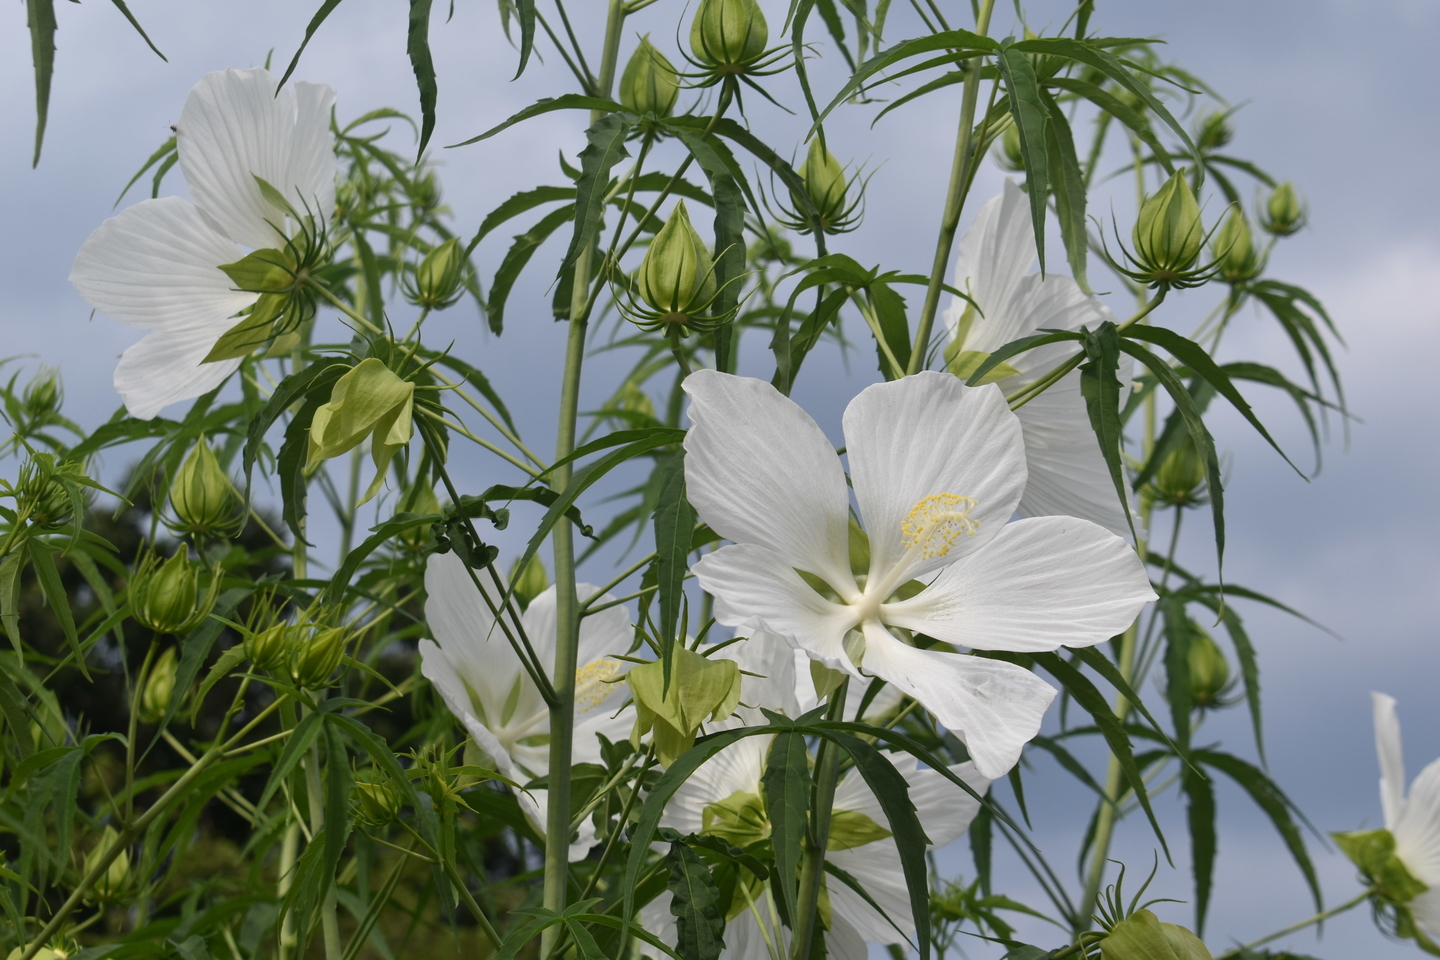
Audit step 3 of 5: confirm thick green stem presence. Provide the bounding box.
[304,734,343,960]
[906,0,997,376]
[789,678,849,960]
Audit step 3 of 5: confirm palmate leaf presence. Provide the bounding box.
[811,30,999,130]
[487,204,576,334]
[1046,76,1174,180]
[1181,760,1217,934]
[451,94,629,147]
[560,114,632,280]
[468,185,577,252]
[652,457,696,669]
[997,44,1052,272]
[1040,87,1089,287]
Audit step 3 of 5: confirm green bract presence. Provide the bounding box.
[1100,910,1213,960]
[409,237,466,309]
[1263,181,1306,236]
[168,437,241,537]
[291,625,350,689]
[129,550,219,636]
[627,647,741,766]
[689,0,768,70]
[1213,206,1261,283]
[306,358,416,506]
[619,36,679,118]
[1133,169,1205,283]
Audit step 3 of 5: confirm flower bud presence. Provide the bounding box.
[86,827,131,903]
[139,647,179,722]
[635,201,717,323]
[794,139,851,230]
[130,550,218,635]
[246,622,296,672]
[620,37,679,118]
[291,626,350,689]
[690,0,769,70]
[169,438,241,537]
[1150,436,1206,508]
[1187,628,1230,709]
[1132,169,1205,283]
[13,454,82,530]
[996,123,1025,171]
[628,647,742,766]
[509,553,549,610]
[1212,207,1260,283]
[22,367,62,420]
[1262,181,1305,236]
[353,767,404,826]
[307,358,415,506]
[5,946,69,960]
[1100,909,1213,960]
[410,238,466,309]
[409,172,441,211]
[1195,110,1233,152]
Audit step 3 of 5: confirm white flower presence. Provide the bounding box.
[684,369,1156,779]
[420,552,633,860]
[640,734,990,960]
[1371,692,1440,939]
[943,180,1136,537]
[70,67,336,420]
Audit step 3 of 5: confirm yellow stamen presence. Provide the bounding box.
[900,493,980,560]
[575,658,625,711]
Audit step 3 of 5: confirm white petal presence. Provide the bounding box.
[858,626,1056,779]
[178,67,337,249]
[660,734,771,836]
[70,196,253,331]
[684,370,856,593]
[691,545,858,676]
[843,373,1026,583]
[113,331,243,420]
[715,629,806,722]
[1374,691,1407,829]
[943,180,1035,342]
[1395,757,1440,886]
[424,553,527,720]
[525,786,598,862]
[884,516,1154,653]
[1012,370,1138,538]
[828,837,914,942]
[417,638,519,782]
[1412,887,1440,945]
[824,915,869,960]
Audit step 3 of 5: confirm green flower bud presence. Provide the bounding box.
[1212,207,1260,283]
[690,0,769,70]
[6,946,69,960]
[353,767,404,826]
[1335,829,1429,905]
[130,550,218,635]
[306,358,416,506]
[291,626,350,689]
[86,827,131,903]
[139,647,179,722]
[620,37,679,118]
[794,138,851,229]
[245,622,296,672]
[1101,909,1213,960]
[409,172,441,211]
[635,201,717,323]
[11,454,83,530]
[410,238,466,309]
[1195,110,1234,152]
[509,553,549,610]
[1187,628,1230,709]
[1262,181,1306,236]
[1150,436,1206,508]
[169,437,241,537]
[22,367,62,419]
[996,123,1025,171]
[628,647,742,766]
[1133,169,1205,283]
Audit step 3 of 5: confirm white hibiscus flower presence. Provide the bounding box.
[420,552,633,860]
[1365,692,1440,940]
[943,179,1137,537]
[683,369,1155,779]
[640,734,990,960]
[70,67,336,420]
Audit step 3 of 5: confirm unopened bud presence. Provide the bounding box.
[1100,909,1213,960]
[353,767,404,826]
[22,367,62,419]
[1195,110,1233,152]
[169,437,241,537]
[1212,207,1260,283]
[1150,436,1206,507]
[1133,169,1205,283]
[130,550,218,635]
[139,647,179,722]
[509,553,549,610]
[410,238,466,309]
[620,37,679,118]
[628,647,742,766]
[1262,182,1305,236]
[15,454,81,529]
[291,626,349,689]
[1187,628,1230,709]
[996,123,1025,171]
[794,138,851,230]
[690,0,769,70]
[307,358,416,506]
[246,622,296,672]
[87,827,131,903]
[410,172,441,211]
[635,201,717,323]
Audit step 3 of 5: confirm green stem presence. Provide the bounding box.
[304,731,342,960]
[906,0,997,376]
[789,678,850,960]
[1215,890,1371,958]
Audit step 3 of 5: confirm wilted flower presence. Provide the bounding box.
[306,358,416,505]
[70,68,336,419]
[683,369,1156,779]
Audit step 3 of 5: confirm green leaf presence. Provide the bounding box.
[105,0,166,62]
[762,730,810,924]
[257,711,326,813]
[242,358,347,489]
[1181,761,1216,935]
[486,204,576,333]
[0,552,24,656]
[115,136,176,206]
[26,0,58,167]
[278,0,345,89]
[565,113,632,289]
[323,512,440,605]
[407,0,438,158]
[652,457,696,661]
[997,44,1052,271]
[0,660,35,757]
[469,185,577,250]
[1078,323,1136,540]
[28,539,85,678]
[1046,76,1174,178]
[170,587,248,727]
[812,30,999,130]
[666,841,727,960]
[965,330,1083,385]
[1161,598,1196,750]
[1039,87,1088,287]
[449,94,629,147]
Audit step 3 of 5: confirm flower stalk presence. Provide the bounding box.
[789,678,849,960]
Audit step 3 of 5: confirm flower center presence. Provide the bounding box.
[574,658,625,713]
[900,493,980,560]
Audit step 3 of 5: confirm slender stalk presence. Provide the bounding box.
[304,734,343,960]
[906,0,997,376]
[1215,890,1371,958]
[789,679,850,960]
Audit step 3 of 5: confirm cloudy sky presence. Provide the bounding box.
[3,0,1438,955]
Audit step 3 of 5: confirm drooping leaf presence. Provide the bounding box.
[997,44,1052,271]
[407,0,438,159]
[1078,322,1136,540]
[666,841,726,960]
[26,0,58,167]
[652,457,696,663]
[762,730,810,924]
